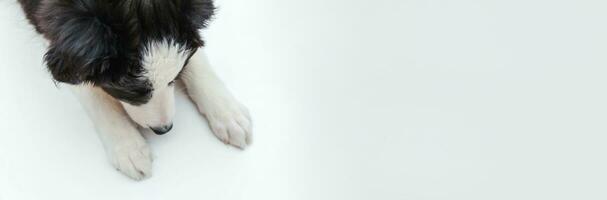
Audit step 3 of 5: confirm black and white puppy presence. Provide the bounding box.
[18,0,252,180]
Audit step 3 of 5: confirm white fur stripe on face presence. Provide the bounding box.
[141,39,190,87]
[122,39,190,128]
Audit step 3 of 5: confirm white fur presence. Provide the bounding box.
[69,46,251,180]
[181,49,253,149]
[122,40,190,128]
[71,85,152,180]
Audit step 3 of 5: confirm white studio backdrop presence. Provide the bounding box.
[1,0,607,199]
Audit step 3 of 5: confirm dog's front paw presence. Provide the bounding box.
[205,101,252,149]
[108,140,153,180]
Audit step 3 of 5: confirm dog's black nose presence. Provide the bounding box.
[151,124,173,135]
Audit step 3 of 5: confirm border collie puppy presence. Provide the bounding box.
[18,0,252,180]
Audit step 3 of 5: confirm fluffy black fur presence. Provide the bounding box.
[18,0,215,105]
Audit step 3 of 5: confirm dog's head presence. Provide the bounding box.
[37,0,215,134]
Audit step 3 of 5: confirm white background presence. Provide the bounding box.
[1,0,607,199]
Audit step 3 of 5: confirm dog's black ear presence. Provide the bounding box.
[38,0,117,84]
[184,0,216,29]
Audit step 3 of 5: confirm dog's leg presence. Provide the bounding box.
[71,85,152,180]
[181,49,252,149]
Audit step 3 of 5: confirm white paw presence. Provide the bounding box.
[205,101,253,149]
[108,140,153,180]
